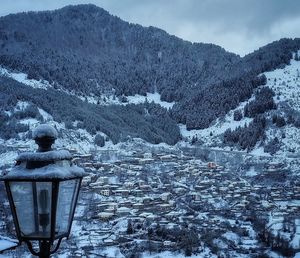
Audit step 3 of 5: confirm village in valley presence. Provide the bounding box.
[0,140,299,258]
[1,143,300,257]
[46,147,300,257]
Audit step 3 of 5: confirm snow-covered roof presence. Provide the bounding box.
[32,124,58,139]
[16,150,72,162]
[2,163,86,180]
[0,237,18,252]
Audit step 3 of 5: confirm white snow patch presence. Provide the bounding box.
[222,232,240,245]
[245,166,259,176]
[142,249,216,258]
[256,55,300,155]
[291,219,300,248]
[0,66,50,90]
[265,58,300,111]
[14,101,30,111]
[0,151,18,168]
[19,118,40,126]
[126,92,175,109]
[96,246,125,258]
[250,147,270,157]
[38,108,53,121]
[179,95,254,147]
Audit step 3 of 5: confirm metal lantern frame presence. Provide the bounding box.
[1,124,85,258]
[4,176,82,257]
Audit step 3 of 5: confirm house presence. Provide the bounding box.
[133,190,143,197]
[143,152,153,159]
[160,193,172,202]
[97,177,109,185]
[117,207,132,216]
[98,212,114,221]
[163,240,176,247]
[190,192,201,201]
[158,203,172,211]
[100,189,111,196]
[81,175,92,186]
[208,162,217,169]
[114,189,130,197]
[107,202,118,210]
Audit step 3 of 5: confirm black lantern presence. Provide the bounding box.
[1,125,86,258]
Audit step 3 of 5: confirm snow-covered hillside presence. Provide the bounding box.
[265,53,300,111]
[0,65,175,110]
[0,66,50,90]
[1,52,300,157]
[180,52,300,157]
[264,52,300,155]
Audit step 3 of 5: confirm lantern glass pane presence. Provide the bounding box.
[55,179,80,236]
[9,182,35,236]
[9,181,52,238]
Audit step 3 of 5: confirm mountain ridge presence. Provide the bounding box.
[0,4,300,151]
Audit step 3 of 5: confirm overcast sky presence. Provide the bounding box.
[1,0,299,56]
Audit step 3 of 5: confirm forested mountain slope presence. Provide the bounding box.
[0,75,180,145]
[0,4,238,99]
[0,4,300,147]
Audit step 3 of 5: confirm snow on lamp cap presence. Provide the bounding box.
[32,124,58,152]
[32,124,58,140]
[1,123,87,180]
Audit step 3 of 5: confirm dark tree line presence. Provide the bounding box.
[223,115,266,151]
[0,114,29,140]
[244,87,276,117]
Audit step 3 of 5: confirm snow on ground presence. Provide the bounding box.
[267,212,284,235]
[38,108,53,121]
[14,101,30,111]
[180,54,300,155]
[249,147,270,157]
[179,97,253,147]
[245,166,259,176]
[265,57,300,111]
[0,151,18,169]
[262,54,300,155]
[141,249,217,258]
[213,238,228,249]
[94,246,125,258]
[0,66,50,90]
[271,125,300,155]
[2,54,300,159]
[19,118,40,126]
[267,250,286,258]
[291,219,300,249]
[126,92,175,109]
[222,232,240,245]
[72,90,176,112]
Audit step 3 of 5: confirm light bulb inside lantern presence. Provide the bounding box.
[38,189,50,230]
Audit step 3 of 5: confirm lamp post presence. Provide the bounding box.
[1,124,86,258]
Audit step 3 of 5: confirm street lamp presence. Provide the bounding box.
[1,124,86,258]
